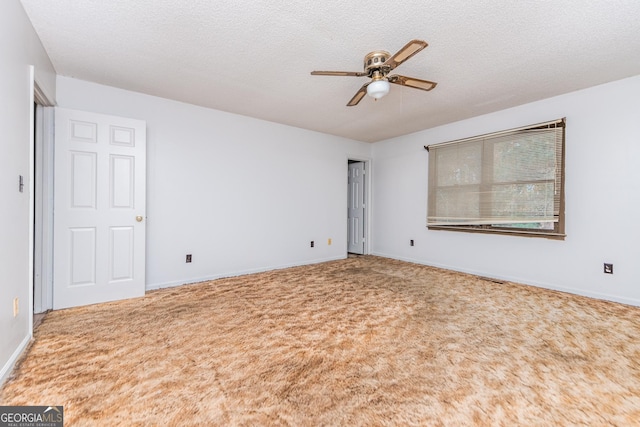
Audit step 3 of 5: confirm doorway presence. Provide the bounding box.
[347,159,369,255]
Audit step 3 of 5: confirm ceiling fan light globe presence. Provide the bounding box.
[367,80,390,100]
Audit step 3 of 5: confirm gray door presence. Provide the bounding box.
[347,161,365,254]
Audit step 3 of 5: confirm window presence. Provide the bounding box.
[426,118,565,239]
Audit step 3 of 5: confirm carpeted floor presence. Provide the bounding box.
[2,256,640,425]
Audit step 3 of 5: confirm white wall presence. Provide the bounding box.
[0,1,56,382]
[56,76,371,289]
[372,75,640,306]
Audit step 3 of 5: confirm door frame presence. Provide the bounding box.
[347,156,371,255]
[33,81,55,315]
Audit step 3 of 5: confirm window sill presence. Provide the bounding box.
[427,225,566,240]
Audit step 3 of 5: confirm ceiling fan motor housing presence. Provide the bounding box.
[364,51,391,76]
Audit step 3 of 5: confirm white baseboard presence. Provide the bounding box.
[146,255,346,291]
[0,335,31,387]
[372,252,640,308]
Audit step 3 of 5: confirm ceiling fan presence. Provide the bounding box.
[311,39,437,106]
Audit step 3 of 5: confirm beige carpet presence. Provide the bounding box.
[2,256,640,426]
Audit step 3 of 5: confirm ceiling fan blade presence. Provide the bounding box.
[347,83,369,106]
[311,71,367,77]
[383,40,428,70]
[388,75,437,91]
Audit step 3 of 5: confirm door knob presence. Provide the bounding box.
[136,216,144,222]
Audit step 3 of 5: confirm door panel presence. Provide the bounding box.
[110,155,134,208]
[54,108,146,309]
[70,227,96,286]
[70,151,97,208]
[347,162,365,254]
[109,226,134,282]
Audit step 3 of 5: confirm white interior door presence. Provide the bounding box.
[53,108,146,309]
[348,161,365,254]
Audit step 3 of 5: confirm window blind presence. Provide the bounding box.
[427,119,565,228]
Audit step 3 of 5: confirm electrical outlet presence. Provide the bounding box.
[310,241,314,248]
[410,239,414,246]
[13,298,19,317]
[328,238,332,245]
[186,254,192,263]
[604,263,613,274]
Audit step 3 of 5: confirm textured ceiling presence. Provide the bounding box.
[20,0,640,142]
